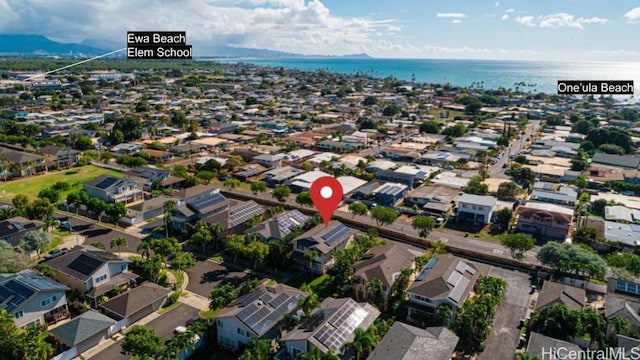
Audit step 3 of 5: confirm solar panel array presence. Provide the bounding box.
[68,254,104,275]
[20,271,63,291]
[235,290,304,336]
[312,300,368,352]
[230,201,264,227]
[321,224,351,247]
[189,194,226,213]
[447,264,472,303]
[95,176,120,189]
[455,262,476,275]
[0,280,35,312]
[616,280,640,296]
[449,277,470,303]
[416,258,438,281]
[275,210,308,235]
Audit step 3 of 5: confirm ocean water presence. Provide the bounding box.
[205,57,640,98]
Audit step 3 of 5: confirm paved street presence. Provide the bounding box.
[185,258,251,298]
[90,304,200,360]
[490,120,539,178]
[478,267,533,360]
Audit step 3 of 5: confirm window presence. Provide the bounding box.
[14,311,23,319]
[41,298,52,307]
[237,328,244,336]
[121,264,127,271]
[218,320,223,328]
[95,274,107,283]
[52,295,57,302]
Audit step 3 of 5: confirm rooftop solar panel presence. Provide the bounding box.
[230,202,264,227]
[321,224,351,246]
[268,292,290,309]
[238,303,259,322]
[189,194,226,212]
[95,177,120,189]
[4,280,34,299]
[447,271,463,287]
[68,254,104,276]
[0,285,12,303]
[449,277,470,303]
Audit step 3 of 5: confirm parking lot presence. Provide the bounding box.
[89,304,200,360]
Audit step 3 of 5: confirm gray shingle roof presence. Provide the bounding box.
[366,322,459,360]
[50,310,115,346]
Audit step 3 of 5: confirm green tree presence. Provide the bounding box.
[411,215,435,239]
[346,327,377,360]
[298,291,319,317]
[171,251,196,271]
[223,178,241,190]
[250,181,268,195]
[273,185,291,202]
[536,242,607,279]
[296,191,313,207]
[463,176,488,195]
[106,202,128,227]
[244,240,269,269]
[370,206,398,226]
[110,237,128,256]
[113,114,143,142]
[189,220,212,252]
[11,194,29,216]
[151,237,181,265]
[209,283,238,310]
[37,187,60,204]
[496,182,522,201]
[137,240,153,259]
[163,199,177,238]
[121,325,164,359]
[348,202,368,218]
[494,207,514,232]
[25,198,55,221]
[238,339,273,360]
[419,120,441,134]
[226,234,246,263]
[19,230,52,255]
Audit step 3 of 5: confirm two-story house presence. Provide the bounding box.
[216,281,306,352]
[406,254,482,324]
[39,146,81,169]
[0,216,44,247]
[605,278,640,336]
[0,269,69,328]
[123,166,170,192]
[279,297,380,359]
[515,202,574,240]
[352,243,418,307]
[456,194,497,225]
[530,181,578,208]
[0,146,46,177]
[45,245,138,306]
[246,210,309,243]
[83,175,143,204]
[367,322,459,360]
[292,221,356,274]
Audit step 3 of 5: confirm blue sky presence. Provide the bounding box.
[1,0,639,60]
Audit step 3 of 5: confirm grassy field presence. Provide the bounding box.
[0,166,122,202]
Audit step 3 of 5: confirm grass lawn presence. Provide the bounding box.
[199,309,219,319]
[0,166,122,201]
[42,237,62,254]
[309,274,336,300]
[476,231,507,243]
[170,270,185,292]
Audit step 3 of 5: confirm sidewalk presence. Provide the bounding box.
[177,271,209,311]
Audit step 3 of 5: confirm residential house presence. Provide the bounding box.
[111,143,143,155]
[603,221,640,247]
[372,182,409,207]
[592,154,640,170]
[404,185,460,216]
[253,153,286,168]
[605,293,640,336]
[216,282,306,352]
[45,245,138,306]
[49,310,116,356]
[263,166,305,187]
[123,166,170,192]
[530,182,578,207]
[406,254,482,323]
[123,196,174,226]
[456,194,497,225]
[289,170,332,193]
[292,221,356,274]
[83,175,143,203]
[526,332,581,360]
[0,216,44,247]
[234,164,268,182]
[246,210,309,242]
[515,202,574,240]
[535,281,586,311]
[366,322,459,360]
[0,269,69,328]
[604,206,640,223]
[280,297,380,359]
[142,149,173,163]
[100,282,171,326]
[376,170,415,188]
[39,146,80,169]
[352,243,418,305]
[0,146,46,177]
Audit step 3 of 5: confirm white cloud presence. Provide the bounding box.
[0,0,406,56]
[450,19,462,24]
[436,12,466,19]
[515,16,535,27]
[624,7,640,23]
[505,8,515,13]
[514,13,608,29]
[501,14,509,20]
[494,1,499,7]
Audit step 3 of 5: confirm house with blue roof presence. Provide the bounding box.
[0,269,69,328]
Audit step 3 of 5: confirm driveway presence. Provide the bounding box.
[477,267,533,360]
[90,304,200,360]
[185,259,251,298]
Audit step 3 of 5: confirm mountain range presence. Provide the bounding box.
[0,34,371,59]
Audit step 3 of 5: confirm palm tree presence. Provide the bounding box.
[163,199,177,238]
[110,237,127,256]
[608,316,631,338]
[304,249,321,272]
[297,347,324,360]
[367,278,385,310]
[432,240,447,256]
[436,303,453,326]
[298,292,319,317]
[137,240,152,259]
[345,328,376,360]
[209,223,223,250]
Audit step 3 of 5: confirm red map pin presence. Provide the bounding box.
[310,176,343,228]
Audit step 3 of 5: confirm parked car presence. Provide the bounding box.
[620,190,635,196]
[173,326,188,335]
[44,248,68,260]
